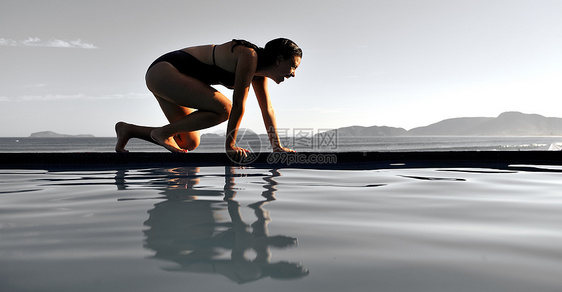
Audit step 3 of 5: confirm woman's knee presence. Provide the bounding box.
[175,132,200,151]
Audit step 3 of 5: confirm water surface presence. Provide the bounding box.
[1,166,562,291]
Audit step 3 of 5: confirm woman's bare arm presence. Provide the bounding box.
[252,76,295,152]
[225,47,258,158]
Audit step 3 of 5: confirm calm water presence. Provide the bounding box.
[1,165,562,291]
[1,136,562,152]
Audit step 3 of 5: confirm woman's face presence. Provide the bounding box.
[269,55,301,84]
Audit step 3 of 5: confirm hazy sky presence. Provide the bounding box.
[1,0,561,137]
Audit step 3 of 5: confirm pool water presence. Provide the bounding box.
[1,166,562,292]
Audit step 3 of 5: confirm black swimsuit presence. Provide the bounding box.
[148,46,236,88]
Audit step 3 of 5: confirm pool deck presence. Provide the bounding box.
[1,151,561,171]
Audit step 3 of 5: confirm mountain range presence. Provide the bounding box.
[29,131,95,138]
[326,112,562,137]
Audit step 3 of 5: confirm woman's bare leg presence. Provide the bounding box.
[116,62,231,153]
[154,96,200,151]
[115,121,158,153]
[115,119,193,153]
[145,62,232,153]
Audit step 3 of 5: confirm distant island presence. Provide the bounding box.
[29,131,95,138]
[321,112,562,137]
[200,133,222,138]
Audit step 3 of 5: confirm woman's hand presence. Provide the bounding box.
[226,145,251,162]
[272,146,296,153]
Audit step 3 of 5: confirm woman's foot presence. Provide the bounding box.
[115,122,131,153]
[150,128,188,153]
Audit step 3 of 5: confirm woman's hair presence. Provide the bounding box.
[231,38,302,69]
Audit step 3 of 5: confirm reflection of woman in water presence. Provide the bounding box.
[143,198,307,283]
[115,38,302,161]
[117,167,309,283]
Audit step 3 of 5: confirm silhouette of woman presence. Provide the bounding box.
[115,38,302,161]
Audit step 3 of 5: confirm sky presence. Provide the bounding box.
[1,0,561,137]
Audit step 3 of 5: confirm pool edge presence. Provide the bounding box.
[1,151,561,170]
